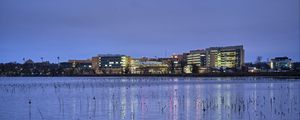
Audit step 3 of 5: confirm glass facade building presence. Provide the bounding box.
[206,45,244,69]
[187,50,206,67]
[92,54,130,74]
[186,45,244,70]
[270,57,292,70]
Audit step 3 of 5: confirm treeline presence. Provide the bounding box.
[1,61,300,77]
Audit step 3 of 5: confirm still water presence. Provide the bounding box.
[0,77,299,120]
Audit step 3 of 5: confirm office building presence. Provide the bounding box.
[92,54,130,74]
[206,45,244,69]
[129,58,169,74]
[187,50,206,67]
[270,57,292,71]
[170,54,185,74]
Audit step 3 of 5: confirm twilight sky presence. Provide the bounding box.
[0,0,299,63]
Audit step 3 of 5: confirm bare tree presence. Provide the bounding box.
[255,56,262,64]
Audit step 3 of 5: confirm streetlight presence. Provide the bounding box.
[57,56,60,63]
[57,56,60,68]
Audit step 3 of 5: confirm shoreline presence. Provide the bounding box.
[1,72,300,78]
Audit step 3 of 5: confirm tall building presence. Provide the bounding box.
[206,45,244,69]
[186,50,206,67]
[185,50,207,73]
[270,57,292,70]
[92,54,130,74]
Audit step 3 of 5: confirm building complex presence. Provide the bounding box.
[1,45,299,76]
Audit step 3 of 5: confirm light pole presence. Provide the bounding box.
[57,56,60,67]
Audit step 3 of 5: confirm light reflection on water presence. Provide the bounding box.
[0,77,299,120]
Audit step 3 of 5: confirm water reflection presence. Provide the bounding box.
[0,77,299,120]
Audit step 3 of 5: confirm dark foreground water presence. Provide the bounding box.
[0,77,299,120]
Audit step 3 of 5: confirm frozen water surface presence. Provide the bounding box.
[0,77,299,120]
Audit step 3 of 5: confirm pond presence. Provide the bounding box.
[0,77,299,120]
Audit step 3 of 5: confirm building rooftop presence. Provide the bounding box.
[272,57,291,60]
[97,54,126,57]
[207,45,244,50]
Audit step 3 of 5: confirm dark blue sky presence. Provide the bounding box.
[0,0,299,63]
